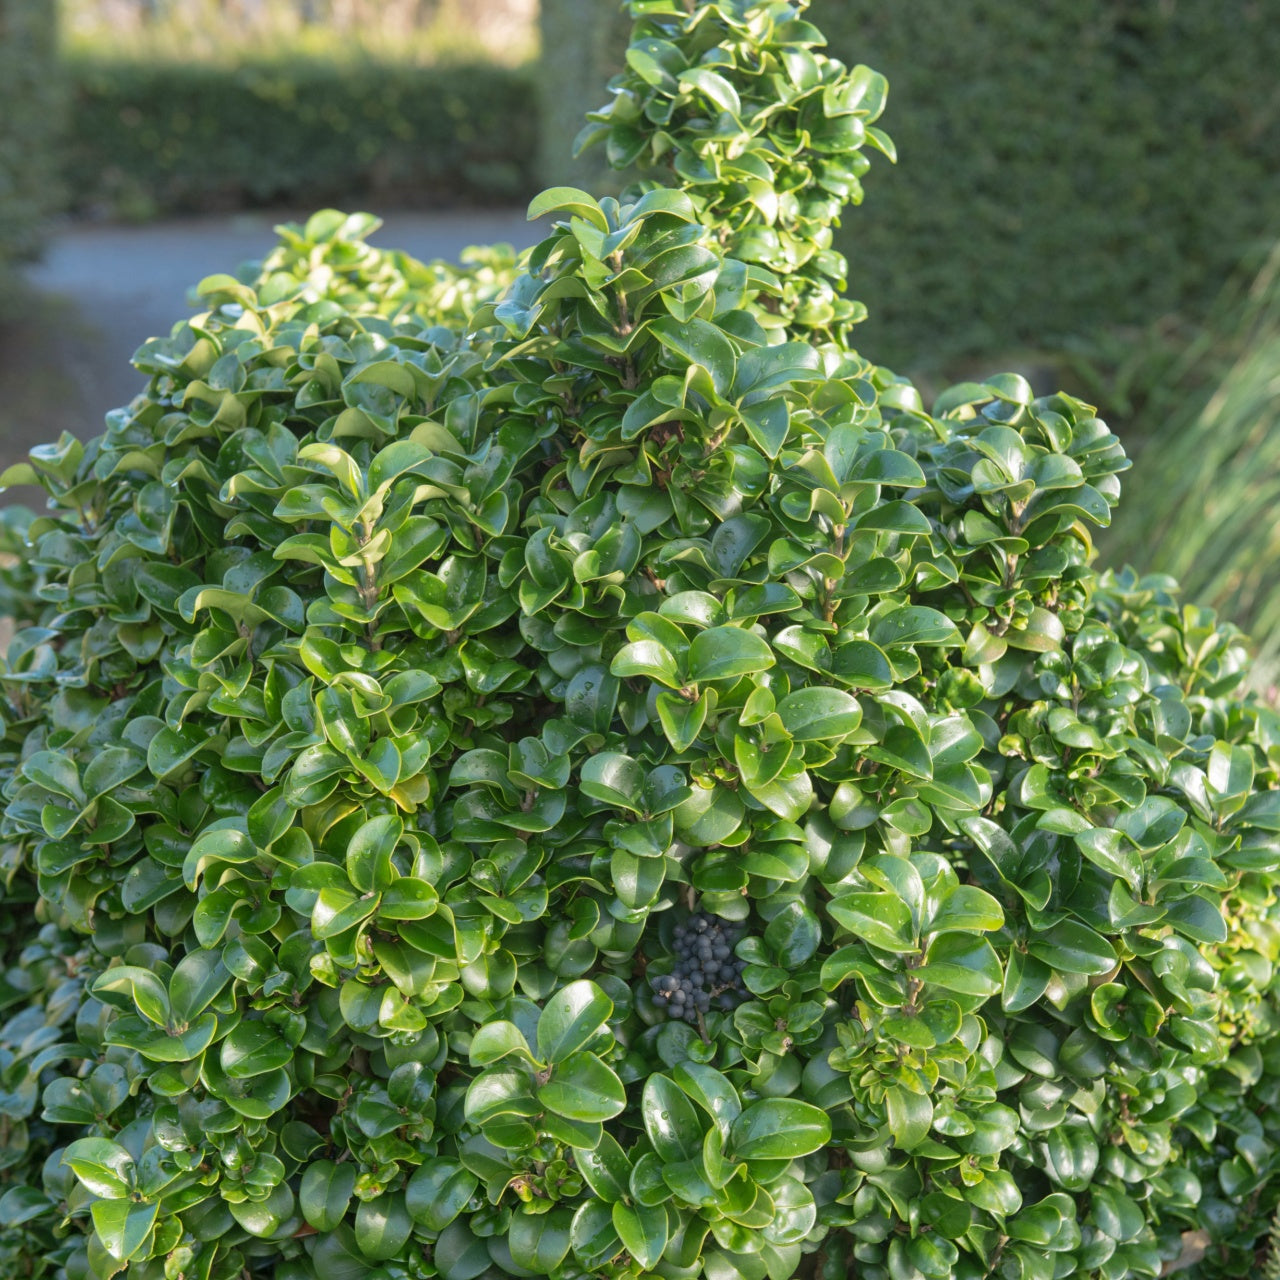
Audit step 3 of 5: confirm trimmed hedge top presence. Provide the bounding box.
[1,5,1279,1280]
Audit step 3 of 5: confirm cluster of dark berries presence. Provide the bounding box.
[650,913,749,1024]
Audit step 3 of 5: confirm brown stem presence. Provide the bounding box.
[703,423,732,457]
[987,1234,1010,1275]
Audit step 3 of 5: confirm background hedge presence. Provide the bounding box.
[539,0,1280,368]
[64,56,540,219]
[0,0,64,309]
[39,1,1280,365]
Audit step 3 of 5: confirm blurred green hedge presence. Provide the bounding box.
[64,57,540,219]
[539,0,1280,368]
[829,0,1280,367]
[0,0,64,308]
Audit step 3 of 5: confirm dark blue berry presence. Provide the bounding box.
[653,911,752,1023]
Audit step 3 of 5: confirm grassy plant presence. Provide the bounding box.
[1104,239,1280,688]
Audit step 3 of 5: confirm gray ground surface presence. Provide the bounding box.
[1,209,537,500]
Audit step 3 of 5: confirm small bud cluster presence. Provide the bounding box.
[650,913,748,1024]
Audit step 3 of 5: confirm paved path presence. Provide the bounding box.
[2,209,537,495]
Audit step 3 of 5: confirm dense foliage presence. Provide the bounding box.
[3,4,1280,1280]
[65,57,537,220]
[541,0,1280,366]
[0,0,64,311]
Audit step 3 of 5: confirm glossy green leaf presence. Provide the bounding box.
[470,1020,537,1067]
[576,1132,633,1203]
[926,885,1004,935]
[221,1020,294,1078]
[346,813,401,893]
[643,1073,702,1162]
[687,626,775,682]
[355,1193,412,1261]
[509,1209,573,1273]
[62,1138,134,1199]
[611,1201,669,1271]
[572,1200,624,1269]
[406,1161,478,1231]
[776,687,862,741]
[580,753,646,813]
[885,1086,933,1151]
[537,979,614,1064]
[728,1099,831,1160]
[528,185,608,228]
[300,1160,356,1233]
[1027,921,1118,976]
[918,932,1004,996]
[827,892,917,952]
[538,1052,627,1121]
[91,1198,157,1262]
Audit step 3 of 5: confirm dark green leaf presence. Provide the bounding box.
[537,980,614,1064]
[728,1099,831,1160]
[538,1052,627,1121]
[301,1160,356,1233]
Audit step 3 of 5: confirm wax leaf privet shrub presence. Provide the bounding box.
[2,6,1280,1280]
